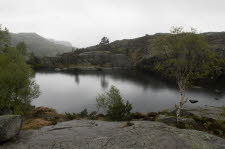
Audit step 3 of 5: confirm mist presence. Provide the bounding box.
[1,0,225,47]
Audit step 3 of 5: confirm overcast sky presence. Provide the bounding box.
[1,0,225,47]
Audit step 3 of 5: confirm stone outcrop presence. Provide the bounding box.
[1,120,225,149]
[183,106,225,121]
[0,115,22,143]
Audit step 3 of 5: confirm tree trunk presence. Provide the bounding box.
[176,80,187,124]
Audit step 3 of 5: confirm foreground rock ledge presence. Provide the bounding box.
[1,120,225,149]
[0,115,22,143]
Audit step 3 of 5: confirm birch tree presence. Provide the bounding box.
[152,27,220,123]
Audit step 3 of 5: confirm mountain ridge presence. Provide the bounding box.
[10,32,74,57]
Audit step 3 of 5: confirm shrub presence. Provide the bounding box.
[65,112,77,120]
[107,100,132,121]
[0,27,40,115]
[30,107,63,125]
[131,112,148,119]
[80,108,88,118]
[88,111,97,120]
[65,109,90,120]
[32,107,57,117]
[96,85,132,121]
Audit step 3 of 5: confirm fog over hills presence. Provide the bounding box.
[47,38,73,47]
[10,32,74,57]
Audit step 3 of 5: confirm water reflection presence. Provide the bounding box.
[33,70,225,113]
[100,74,109,90]
[74,73,80,85]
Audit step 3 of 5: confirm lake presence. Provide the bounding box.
[33,70,225,113]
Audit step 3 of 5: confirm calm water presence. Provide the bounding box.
[33,70,225,113]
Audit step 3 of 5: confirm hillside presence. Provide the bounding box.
[10,33,74,57]
[80,32,225,64]
[31,31,225,81]
[40,32,224,67]
[47,38,72,47]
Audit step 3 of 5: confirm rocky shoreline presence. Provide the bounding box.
[54,66,131,72]
[1,106,225,148]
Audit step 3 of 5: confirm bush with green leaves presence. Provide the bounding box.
[0,26,40,115]
[80,108,88,118]
[96,86,132,121]
[88,111,97,120]
[152,27,223,123]
[65,112,77,120]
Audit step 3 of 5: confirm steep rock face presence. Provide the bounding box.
[0,115,22,143]
[1,120,225,149]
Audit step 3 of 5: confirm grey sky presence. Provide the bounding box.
[1,0,225,47]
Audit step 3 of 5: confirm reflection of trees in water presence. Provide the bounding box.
[102,70,175,91]
[100,74,109,90]
[37,69,175,91]
[74,74,80,85]
[36,69,225,96]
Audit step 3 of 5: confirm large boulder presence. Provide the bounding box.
[0,115,22,143]
[156,114,177,125]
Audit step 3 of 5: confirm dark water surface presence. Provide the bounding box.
[33,70,225,113]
